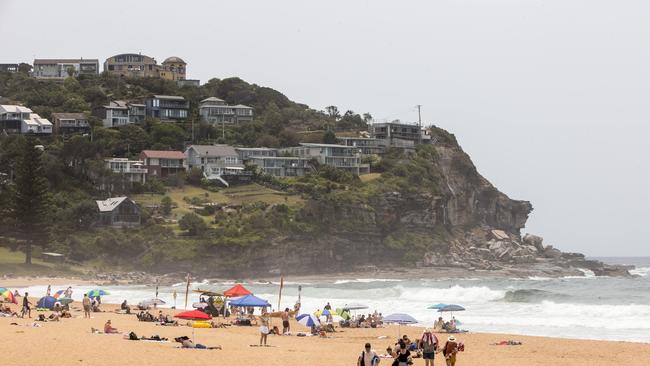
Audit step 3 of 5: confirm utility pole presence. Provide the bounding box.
[416,104,422,145]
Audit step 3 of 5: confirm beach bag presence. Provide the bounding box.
[128,332,138,340]
[442,342,448,357]
[458,342,465,352]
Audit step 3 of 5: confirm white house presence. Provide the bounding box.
[185,145,246,182]
[0,105,52,135]
[105,158,147,184]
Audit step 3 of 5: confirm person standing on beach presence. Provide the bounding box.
[281,308,290,334]
[259,315,270,346]
[46,285,51,297]
[358,342,379,366]
[64,286,72,298]
[82,294,91,318]
[21,292,32,318]
[442,336,459,366]
[419,329,439,366]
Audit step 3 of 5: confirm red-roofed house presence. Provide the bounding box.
[139,150,186,178]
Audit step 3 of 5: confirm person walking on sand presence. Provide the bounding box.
[21,292,32,318]
[281,308,290,334]
[358,342,379,366]
[82,294,91,318]
[442,336,459,366]
[419,328,439,366]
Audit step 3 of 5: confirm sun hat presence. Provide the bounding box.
[448,336,456,341]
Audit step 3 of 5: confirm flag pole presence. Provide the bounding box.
[277,275,284,311]
[184,273,191,310]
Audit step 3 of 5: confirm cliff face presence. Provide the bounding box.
[188,133,628,278]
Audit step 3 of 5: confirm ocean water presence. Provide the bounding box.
[13,257,650,343]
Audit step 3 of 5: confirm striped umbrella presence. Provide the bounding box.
[0,288,17,304]
[296,313,321,327]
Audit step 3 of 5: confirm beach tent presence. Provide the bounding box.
[37,296,57,309]
[53,290,66,299]
[229,294,271,307]
[335,308,351,320]
[223,284,252,297]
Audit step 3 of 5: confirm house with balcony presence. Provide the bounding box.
[282,143,369,175]
[248,156,313,177]
[103,53,159,78]
[198,97,254,124]
[146,95,189,122]
[185,144,251,185]
[0,64,19,73]
[235,147,278,162]
[337,137,385,155]
[102,101,130,128]
[0,105,52,135]
[96,196,141,227]
[370,121,431,148]
[33,58,99,79]
[129,103,146,124]
[51,113,90,136]
[105,158,147,184]
[139,150,186,178]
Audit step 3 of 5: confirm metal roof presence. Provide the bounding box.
[186,144,238,157]
[152,95,186,101]
[96,197,129,212]
[140,150,186,159]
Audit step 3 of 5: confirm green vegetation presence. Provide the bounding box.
[0,71,463,274]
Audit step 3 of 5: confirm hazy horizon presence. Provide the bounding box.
[2,0,648,256]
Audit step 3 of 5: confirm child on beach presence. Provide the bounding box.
[104,320,119,334]
[21,292,32,318]
[259,316,270,346]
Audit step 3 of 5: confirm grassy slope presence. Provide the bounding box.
[0,247,83,277]
[132,183,303,224]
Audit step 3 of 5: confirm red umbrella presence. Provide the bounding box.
[223,284,252,297]
[175,310,212,342]
[174,310,212,320]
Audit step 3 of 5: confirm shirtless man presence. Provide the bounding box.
[281,308,290,334]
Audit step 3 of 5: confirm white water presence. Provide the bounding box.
[13,271,650,343]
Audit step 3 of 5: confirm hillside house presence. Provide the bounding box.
[96,197,141,227]
[139,150,186,178]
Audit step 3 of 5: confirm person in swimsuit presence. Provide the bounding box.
[281,308,290,334]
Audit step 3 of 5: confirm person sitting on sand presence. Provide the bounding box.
[91,298,101,312]
[61,310,72,318]
[121,300,131,313]
[48,313,60,321]
[175,336,222,350]
[104,320,119,334]
[434,317,444,331]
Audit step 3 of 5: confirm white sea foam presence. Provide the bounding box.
[333,279,402,285]
[630,267,650,277]
[397,285,505,303]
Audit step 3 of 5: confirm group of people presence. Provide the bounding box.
[136,309,177,325]
[434,316,458,333]
[359,330,462,366]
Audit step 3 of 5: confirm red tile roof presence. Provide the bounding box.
[140,150,185,159]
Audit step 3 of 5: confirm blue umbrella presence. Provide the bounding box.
[296,313,321,327]
[36,296,57,309]
[228,294,271,307]
[428,303,448,310]
[438,304,465,312]
[384,313,419,338]
[86,289,109,298]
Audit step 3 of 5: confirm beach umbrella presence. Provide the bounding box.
[384,313,419,338]
[428,303,448,310]
[193,289,223,297]
[192,302,208,309]
[223,284,252,297]
[37,296,57,310]
[335,308,351,320]
[0,288,17,304]
[57,297,74,305]
[438,304,465,321]
[295,313,321,327]
[174,310,212,342]
[140,298,166,307]
[229,294,271,307]
[344,302,369,310]
[86,289,109,298]
[53,290,66,299]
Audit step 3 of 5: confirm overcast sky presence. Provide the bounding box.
[2,0,649,256]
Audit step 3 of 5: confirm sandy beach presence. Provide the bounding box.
[1,298,649,366]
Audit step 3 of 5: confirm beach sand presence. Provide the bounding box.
[1,300,649,366]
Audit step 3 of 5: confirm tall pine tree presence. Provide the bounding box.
[14,137,50,264]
